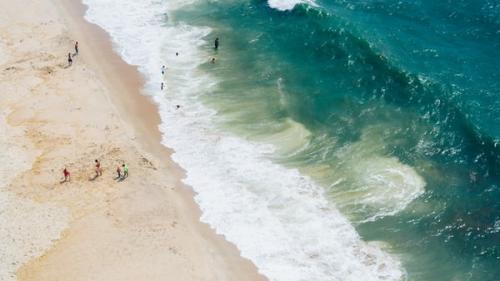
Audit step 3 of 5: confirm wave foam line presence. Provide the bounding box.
[82,0,405,280]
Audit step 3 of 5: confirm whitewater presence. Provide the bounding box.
[82,0,422,280]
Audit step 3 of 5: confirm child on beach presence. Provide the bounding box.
[68,53,72,66]
[95,159,102,177]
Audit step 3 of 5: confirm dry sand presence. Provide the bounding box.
[0,0,266,280]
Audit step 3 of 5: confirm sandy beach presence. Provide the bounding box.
[0,0,266,280]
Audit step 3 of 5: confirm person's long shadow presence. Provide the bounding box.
[89,174,99,181]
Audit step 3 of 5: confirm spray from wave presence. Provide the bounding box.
[267,0,316,11]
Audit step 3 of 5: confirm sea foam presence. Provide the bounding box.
[82,0,407,280]
[267,0,317,11]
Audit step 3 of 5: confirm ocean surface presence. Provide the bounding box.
[83,0,500,280]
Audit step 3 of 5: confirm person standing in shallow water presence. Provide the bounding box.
[214,37,219,50]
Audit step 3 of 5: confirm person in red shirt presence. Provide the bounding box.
[63,167,70,182]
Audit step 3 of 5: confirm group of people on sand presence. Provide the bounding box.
[67,41,79,66]
[62,38,221,184]
[61,159,129,183]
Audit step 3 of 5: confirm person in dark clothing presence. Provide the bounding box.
[214,37,219,50]
[68,53,73,66]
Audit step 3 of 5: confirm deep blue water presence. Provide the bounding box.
[172,0,500,280]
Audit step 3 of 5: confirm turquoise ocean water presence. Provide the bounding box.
[84,0,499,280]
[176,1,500,280]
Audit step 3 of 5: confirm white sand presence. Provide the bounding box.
[0,0,266,280]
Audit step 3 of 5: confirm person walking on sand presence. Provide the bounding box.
[116,165,122,179]
[68,53,73,66]
[63,167,70,182]
[122,163,129,179]
[75,41,79,55]
[95,159,102,177]
[214,37,219,50]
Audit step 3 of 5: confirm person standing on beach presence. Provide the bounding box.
[68,53,72,66]
[95,159,102,177]
[75,41,79,55]
[214,37,219,50]
[116,165,122,179]
[122,164,129,179]
[63,168,70,182]
[161,82,164,90]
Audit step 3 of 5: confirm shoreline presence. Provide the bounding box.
[0,0,266,280]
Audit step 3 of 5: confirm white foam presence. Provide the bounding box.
[82,1,406,280]
[330,127,426,223]
[268,0,317,11]
[349,156,425,222]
